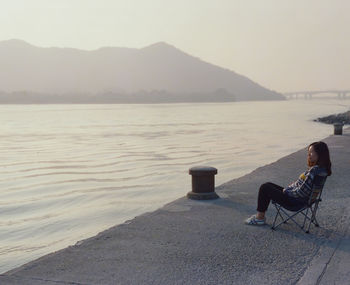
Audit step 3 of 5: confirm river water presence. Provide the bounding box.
[0,99,348,273]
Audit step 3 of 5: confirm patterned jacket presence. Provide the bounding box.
[284,165,328,201]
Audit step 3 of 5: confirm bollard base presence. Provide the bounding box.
[187,191,219,200]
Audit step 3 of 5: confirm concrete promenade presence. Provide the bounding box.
[1,130,349,284]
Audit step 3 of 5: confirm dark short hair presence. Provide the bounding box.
[309,141,332,176]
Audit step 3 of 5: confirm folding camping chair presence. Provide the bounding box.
[271,173,328,233]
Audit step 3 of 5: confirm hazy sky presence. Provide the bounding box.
[1,0,349,92]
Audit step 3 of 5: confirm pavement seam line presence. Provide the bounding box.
[316,207,350,285]
[296,204,350,285]
[315,235,343,285]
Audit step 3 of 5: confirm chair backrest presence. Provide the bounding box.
[307,174,327,205]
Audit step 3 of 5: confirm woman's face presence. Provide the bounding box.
[308,145,318,166]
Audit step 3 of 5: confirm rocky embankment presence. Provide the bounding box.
[315,110,350,125]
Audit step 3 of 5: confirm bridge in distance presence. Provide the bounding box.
[283,90,350,99]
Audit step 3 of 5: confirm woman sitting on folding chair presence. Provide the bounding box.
[245,141,332,225]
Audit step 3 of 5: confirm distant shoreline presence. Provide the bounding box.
[0,90,240,104]
[0,91,285,104]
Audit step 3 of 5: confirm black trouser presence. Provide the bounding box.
[257,182,303,212]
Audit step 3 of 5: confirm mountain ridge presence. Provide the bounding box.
[0,39,284,103]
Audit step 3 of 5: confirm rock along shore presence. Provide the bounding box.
[1,129,349,285]
[315,110,350,125]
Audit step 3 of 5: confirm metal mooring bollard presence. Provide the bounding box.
[187,166,219,200]
[334,123,343,135]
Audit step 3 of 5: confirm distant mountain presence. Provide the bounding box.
[0,39,284,103]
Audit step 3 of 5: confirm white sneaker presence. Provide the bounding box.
[245,215,266,225]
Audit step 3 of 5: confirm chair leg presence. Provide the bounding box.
[271,199,322,233]
[271,205,281,230]
[272,207,304,230]
[302,208,309,230]
[311,202,320,227]
[307,207,319,231]
[271,204,288,230]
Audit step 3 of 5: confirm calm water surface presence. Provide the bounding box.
[0,99,348,273]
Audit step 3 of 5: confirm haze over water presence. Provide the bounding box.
[0,99,348,273]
